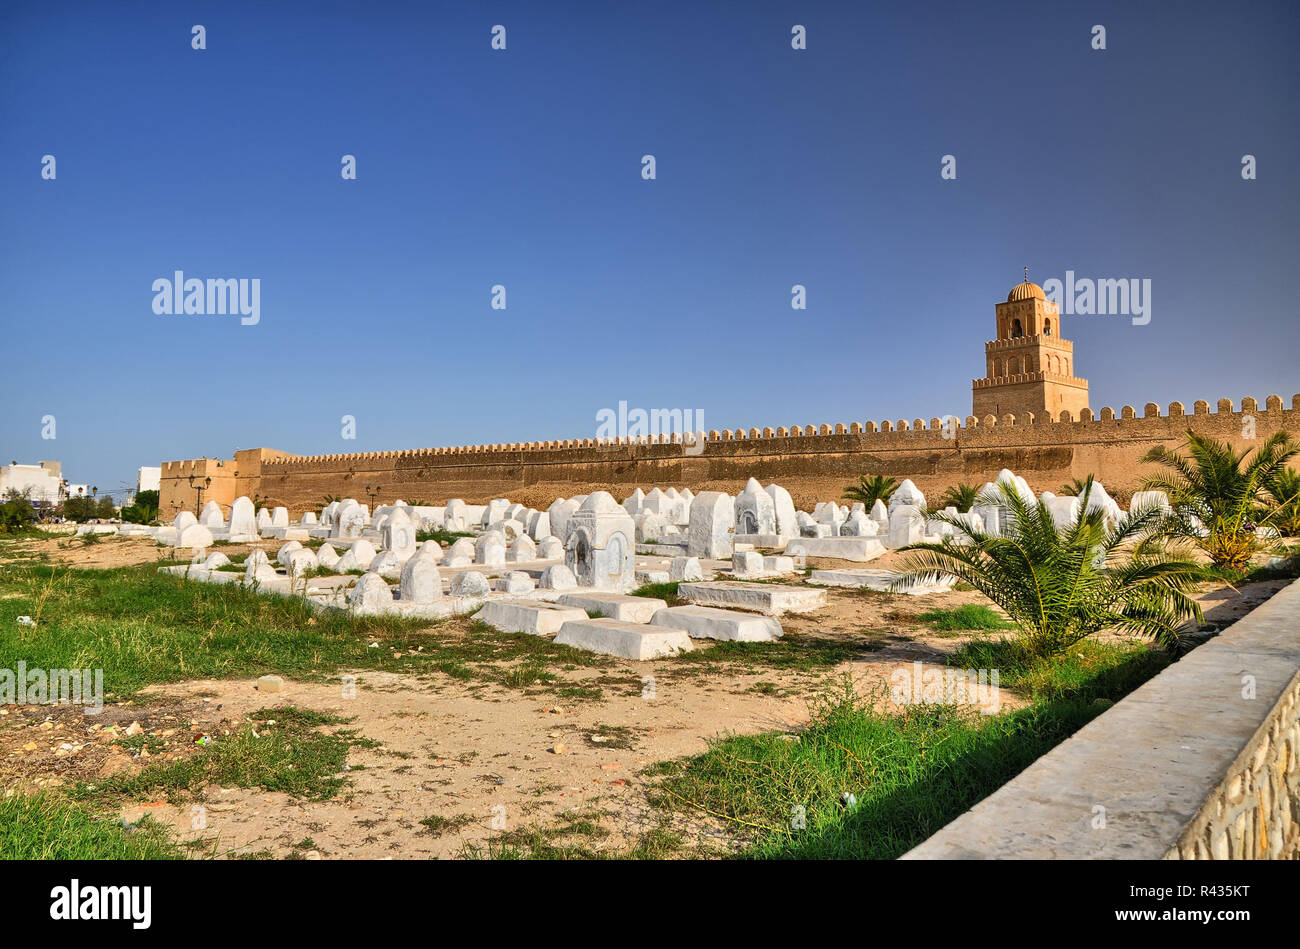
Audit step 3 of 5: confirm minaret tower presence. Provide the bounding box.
[971,270,1090,420]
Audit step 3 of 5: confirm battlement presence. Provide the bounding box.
[248,393,1300,467]
[160,457,230,477]
[984,335,1073,354]
[159,392,1300,515]
[973,371,1089,389]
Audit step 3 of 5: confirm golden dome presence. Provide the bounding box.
[1007,281,1045,302]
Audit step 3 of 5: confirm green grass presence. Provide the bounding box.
[916,604,1014,631]
[647,641,1168,859]
[0,793,187,859]
[947,636,1169,701]
[75,706,371,804]
[0,558,615,700]
[463,812,685,860]
[629,580,684,605]
[416,528,474,545]
[0,560,437,697]
[420,813,476,837]
[673,631,878,674]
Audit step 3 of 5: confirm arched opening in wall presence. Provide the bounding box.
[565,528,594,586]
[1011,319,1024,338]
[739,509,758,534]
[1044,319,1052,336]
[1064,358,1069,375]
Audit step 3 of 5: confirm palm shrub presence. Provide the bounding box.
[894,478,1205,658]
[1058,477,1090,497]
[937,482,980,513]
[120,489,159,525]
[1140,431,1299,571]
[842,475,898,508]
[1268,467,1300,537]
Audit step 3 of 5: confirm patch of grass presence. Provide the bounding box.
[917,604,1013,631]
[465,811,686,860]
[0,793,185,859]
[420,813,475,837]
[580,724,639,750]
[630,581,683,605]
[0,561,440,697]
[647,649,1165,859]
[673,631,877,674]
[416,528,474,545]
[74,706,370,803]
[498,662,557,690]
[947,637,1168,702]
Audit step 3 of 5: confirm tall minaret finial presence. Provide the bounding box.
[1024,266,1029,284]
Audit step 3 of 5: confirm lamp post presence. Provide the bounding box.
[365,483,382,515]
[188,474,211,515]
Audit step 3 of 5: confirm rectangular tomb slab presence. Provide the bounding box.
[782,537,886,562]
[556,592,667,623]
[649,605,783,641]
[555,618,693,660]
[477,599,589,636]
[808,569,955,595]
[677,581,826,616]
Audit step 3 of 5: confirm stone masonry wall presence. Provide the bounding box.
[160,394,1300,516]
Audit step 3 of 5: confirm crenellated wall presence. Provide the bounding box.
[159,394,1300,516]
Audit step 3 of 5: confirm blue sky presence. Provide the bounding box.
[2,0,1297,500]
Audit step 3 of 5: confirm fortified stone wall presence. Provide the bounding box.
[160,394,1300,516]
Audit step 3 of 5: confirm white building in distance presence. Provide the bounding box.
[0,461,63,504]
[138,466,161,493]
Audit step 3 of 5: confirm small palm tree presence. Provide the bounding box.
[1268,468,1300,537]
[842,474,898,508]
[937,482,980,513]
[1057,477,1090,497]
[895,478,1205,658]
[1141,431,1299,570]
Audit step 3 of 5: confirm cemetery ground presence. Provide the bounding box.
[1,531,1294,860]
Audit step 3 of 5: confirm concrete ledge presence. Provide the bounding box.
[555,618,694,660]
[477,600,588,636]
[783,537,886,562]
[809,568,956,595]
[678,581,826,616]
[902,577,1300,860]
[555,592,666,623]
[649,605,783,641]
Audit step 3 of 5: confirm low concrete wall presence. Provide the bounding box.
[903,578,1300,859]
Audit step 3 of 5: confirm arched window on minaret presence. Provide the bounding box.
[1044,319,1052,336]
[1011,318,1023,338]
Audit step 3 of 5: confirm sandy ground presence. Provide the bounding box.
[1,533,1290,858]
[9,533,273,570]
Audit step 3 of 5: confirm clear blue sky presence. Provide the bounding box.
[2,0,1297,500]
